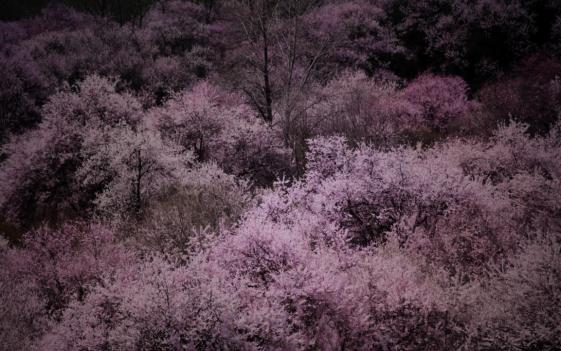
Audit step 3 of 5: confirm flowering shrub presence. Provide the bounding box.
[0,75,144,225]
[0,223,132,349]
[303,1,405,74]
[156,81,292,185]
[36,256,247,350]
[304,71,478,148]
[403,73,476,131]
[462,234,561,350]
[79,121,193,219]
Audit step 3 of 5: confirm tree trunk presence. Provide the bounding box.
[134,149,142,215]
[261,14,274,123]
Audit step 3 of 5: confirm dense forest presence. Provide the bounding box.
[1,0,561,350]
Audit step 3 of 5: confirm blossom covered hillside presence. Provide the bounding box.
[1,0,561,350]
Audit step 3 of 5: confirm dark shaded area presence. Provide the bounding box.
[1,0,49,21]
[1,0,158,23]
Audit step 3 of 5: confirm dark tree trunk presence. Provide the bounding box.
[261,15,273,123]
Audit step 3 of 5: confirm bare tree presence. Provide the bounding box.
[224,0,281,123]
[224,0,330,173]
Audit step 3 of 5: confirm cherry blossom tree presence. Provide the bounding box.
[303,1,405,75]
[37,254,262,350]
[464,234,561,350]
[403,73,476,131]
[0,222,132,349]
[155,81,292,184]
[0,75,143,226]
[79,121,193,219]
[307,70,417,145]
